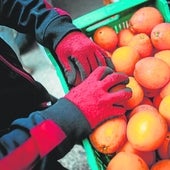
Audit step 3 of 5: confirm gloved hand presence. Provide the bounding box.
[65,66,132,129]
[55,31,114,87]
[0,67,131,170]
[38,66,132,158]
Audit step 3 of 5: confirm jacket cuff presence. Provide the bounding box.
[40,98,91,143]
[41,15,79,50]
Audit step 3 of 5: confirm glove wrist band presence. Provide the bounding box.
[40,98,92,143]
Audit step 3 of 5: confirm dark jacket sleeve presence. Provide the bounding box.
[0,113,67,170]
[0,98,91,170]
[0,0,79,50]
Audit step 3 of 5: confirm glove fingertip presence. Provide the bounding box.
[100,66,114,80]
[126,87,132,93]
[121,87,133,99]
[66,71,76,86]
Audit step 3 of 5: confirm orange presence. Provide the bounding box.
[93,26,118,52]
[105,51,112,58]
[118,140,156,167]
[89,115,127,154]
[157,131,170,159]
[154,50,170,67]
[129,6,164,35]
[128,104,158,119]
[151,23,170,50]
[127,110,168,151]
[153,94,162,109]
[134,57,170,89]
[160,81,170,98]
[159,95,170,129]
[103,0,114,5]
[111,46,140,76]
[109,84,126,93]
[128,33,153,58]
[152,82,170,107]
[150,159,170,170]
[117,28,134,47]
[107,151,149,170]
[123,76,144,110]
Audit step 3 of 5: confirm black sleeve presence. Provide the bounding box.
[0,0,79,50]
[0,98,91,169]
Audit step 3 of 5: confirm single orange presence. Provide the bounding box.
[154,82,170,115]
[150,159,170,170]
[93,26,118,52]
[89,115,127,154]
[109,84,126,93]
[154,50,170,67]
[123,76,144,110]
[129,6,164,35]
[151,23,170,50]
[157,131,170,159]
[127,110,168,151]
[103,0,114,5]
[128,104,158,119]
[107,151,149,170]
[117,28,134,47]
[111,46,140,76]
[159,95,170,129]
[105,51,112,58]
[153,94,162,109]
[118,140,156,167]
[160,81,170,98]
[128,33,153,58]
[134,57,170,89]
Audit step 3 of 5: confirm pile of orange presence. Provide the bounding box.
[90,5,170,170]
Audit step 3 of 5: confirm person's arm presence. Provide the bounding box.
[0,0,78,49]
[0,113,67,170]
[0,66,132,170]
[0,0,114,86]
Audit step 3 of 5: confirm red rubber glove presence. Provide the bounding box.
[55,31,113,87]
[65,66,132,129]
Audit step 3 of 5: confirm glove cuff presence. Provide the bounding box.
[40,98,92,144]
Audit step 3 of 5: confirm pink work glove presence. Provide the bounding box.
[55,31,113,87]
[65,66,132,129]
[36,66,131,157]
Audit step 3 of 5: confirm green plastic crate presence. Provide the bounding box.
[44,0,170,169]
